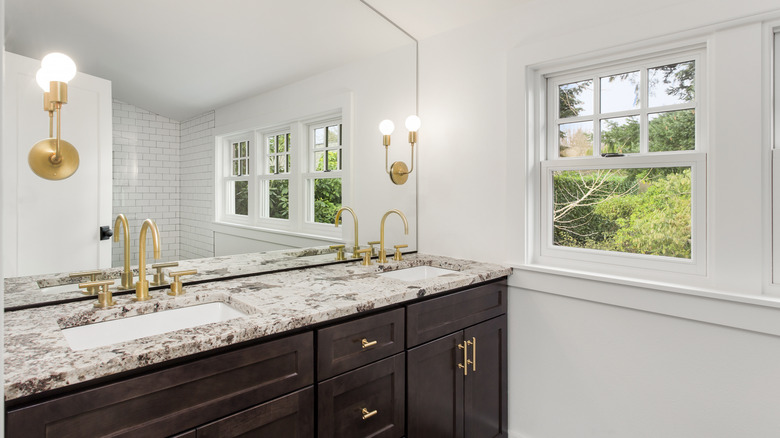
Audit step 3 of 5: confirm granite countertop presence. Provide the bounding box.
[4,253,511,401]
[4,246,339,309]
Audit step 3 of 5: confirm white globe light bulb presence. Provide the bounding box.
[405,115,421,132]
[379,119,395,135]
[36,68,52,92]
[41,53,77,83]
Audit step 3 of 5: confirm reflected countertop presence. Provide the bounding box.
[3,246,339,309]
[4,253,511,402]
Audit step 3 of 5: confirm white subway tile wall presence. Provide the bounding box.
[112,100,181,267]
[179,111,216,260]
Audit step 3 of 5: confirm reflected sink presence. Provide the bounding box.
[378,266,457,282]
[61,302,247,351]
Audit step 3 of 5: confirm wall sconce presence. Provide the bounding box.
[28,53,80,180]
[380,115,420,185]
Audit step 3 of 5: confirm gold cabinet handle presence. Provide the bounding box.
[361,338,378,349]
[458,340,473,376]
[79,280,115,308]
[361,408,378,420]
[471,337,477,372]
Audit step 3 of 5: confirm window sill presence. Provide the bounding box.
[509,263,780,336]
[212,221,341,244]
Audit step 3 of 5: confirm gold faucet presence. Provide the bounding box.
[135,218,161,301]
[335,206,361,258]
[378,209,408,263]
[113,214,133,290]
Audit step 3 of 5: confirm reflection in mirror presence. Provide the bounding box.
[3,0,418,307]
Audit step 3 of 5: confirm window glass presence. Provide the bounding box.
[552,167,692,259]
[600,71,640,113]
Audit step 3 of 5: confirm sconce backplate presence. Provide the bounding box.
[28,138,80,180]
[389,161,409,185]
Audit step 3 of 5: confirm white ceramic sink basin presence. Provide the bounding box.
[61,302,247,351]
[378,266,457,282]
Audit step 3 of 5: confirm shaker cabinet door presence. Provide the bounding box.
[407,331,465,438]
[464,315,508,438]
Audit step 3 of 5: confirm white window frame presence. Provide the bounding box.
[771,26,780,285]
[214,113,344,240]
[534,46,708,277]
[301,117,344,236]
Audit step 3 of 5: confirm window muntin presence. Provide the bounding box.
[216,115,344,237]
[542,51,703,270]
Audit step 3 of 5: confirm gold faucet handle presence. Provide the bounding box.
[366,241,380,257]
[168,269,198,296]
[393,244,408,261]
[79,280,115,308]
[70,270,103,295]
[355,248,373,266]
[151,261,179,286]
[329,244,346,261]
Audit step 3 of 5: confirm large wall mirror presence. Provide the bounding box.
[3,0,418,307]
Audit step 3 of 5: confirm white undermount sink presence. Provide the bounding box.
[378,266,457,282]
[61,302,247,351]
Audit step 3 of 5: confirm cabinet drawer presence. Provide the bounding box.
[6,332,313,438]
[317,308,404,380]
[197,386,314,438]
[318,353,405,438]
[407,280,507,347]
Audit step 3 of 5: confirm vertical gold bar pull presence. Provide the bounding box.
[458,340,473,376]
[471,337,477,372]
[361,408,378,420]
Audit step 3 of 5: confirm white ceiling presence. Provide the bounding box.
[5,0,529,121]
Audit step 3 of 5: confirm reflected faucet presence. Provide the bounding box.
[378,209,408,264]
[113,214,133,289]
[135,219,161,301]
[335,206,361,258]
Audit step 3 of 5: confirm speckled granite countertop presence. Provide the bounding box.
[4,253,511,401]
[4,246,338,309]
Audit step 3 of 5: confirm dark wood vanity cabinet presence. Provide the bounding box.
[407,282,508,438]
[6,278,507,438]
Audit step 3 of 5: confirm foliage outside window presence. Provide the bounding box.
[227,140,249,216]
[545,53,701,262]
[309,123,342,224]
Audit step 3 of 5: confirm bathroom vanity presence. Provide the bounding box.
[4,254,510,437]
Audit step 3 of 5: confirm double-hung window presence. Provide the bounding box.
[216,115,344,238]
[538,48,706,275]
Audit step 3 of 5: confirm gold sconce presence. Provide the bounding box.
[28,53,80,180]
[380,115,420,185]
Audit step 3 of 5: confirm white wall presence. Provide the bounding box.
[214,42,417,251]
[416,1,780,437]
[179,111,215,260]
[112,100,180,266]
[2,52,112,277]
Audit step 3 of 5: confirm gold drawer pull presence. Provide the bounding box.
[361,338,378,349]
[471,336,477,372]
[361,408,378,420]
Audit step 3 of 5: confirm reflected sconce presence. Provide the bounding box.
[28,53,80,180]
[380,115,420,185]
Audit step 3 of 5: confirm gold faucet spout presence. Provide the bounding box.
[335,206,361,258]
[113,214,133,289]
[379,209,409,264]
[136,218,161,301]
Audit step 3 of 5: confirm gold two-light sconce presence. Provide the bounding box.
[28,53,80,180]
[379,115,420,185]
